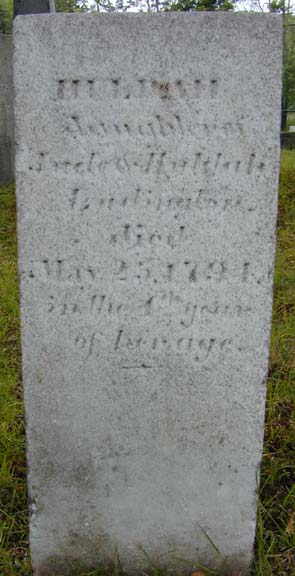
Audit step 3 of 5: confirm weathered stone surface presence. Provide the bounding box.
[14,13,282,575]
[0,34,14,184]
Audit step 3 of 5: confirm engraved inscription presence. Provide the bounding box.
[68,185,256,214]
[63,115,245,142]
[21,258,271,286]
[72,329,239,364]
[28,150,267,182]
[56,77,221,101]
[23,68,274,373]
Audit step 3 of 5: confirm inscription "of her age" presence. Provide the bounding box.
[74,329,237,364]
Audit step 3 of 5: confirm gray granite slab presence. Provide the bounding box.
[14,13,282,575]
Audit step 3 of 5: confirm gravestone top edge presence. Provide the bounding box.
[13,11,283,21]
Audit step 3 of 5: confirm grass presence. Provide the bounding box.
[0,151,295,575]
[252,150,295,576]
[0,182,30,575]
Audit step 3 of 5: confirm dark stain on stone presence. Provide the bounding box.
[34,531,112,575]
[152,80,171,101]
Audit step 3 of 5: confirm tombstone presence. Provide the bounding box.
[289,125,295,132]
[14,13,282,576]
[0,34,14,184]
[14,0,53,15]
[0,2,54,184]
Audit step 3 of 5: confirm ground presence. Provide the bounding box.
[0,151,294,575]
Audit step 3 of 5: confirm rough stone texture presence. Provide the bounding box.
[14,13,282,575]
[14,0,51,15]
[0,34,14,184]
